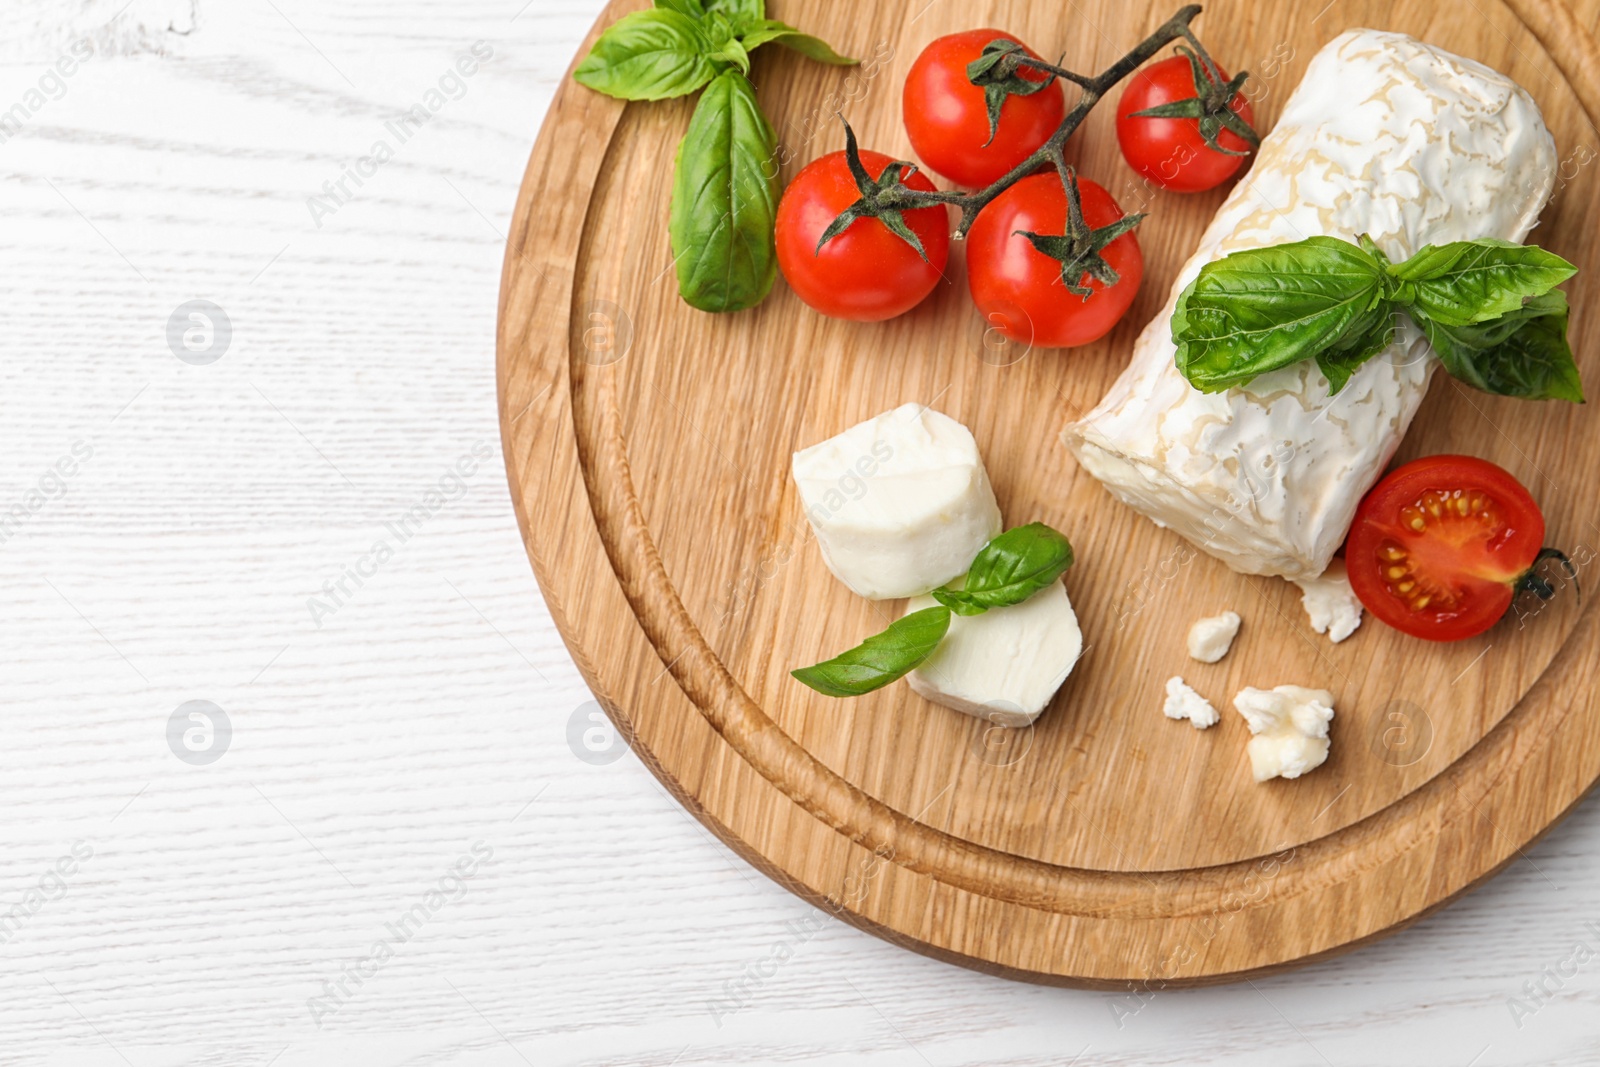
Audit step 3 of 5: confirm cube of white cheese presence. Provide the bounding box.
[1163,676,1219,729]
[1233,685,1336,782]
[903,580,1082,727]
[792,404,1002,600]
[1293,561,1364,643]
[1186,611,1241,663]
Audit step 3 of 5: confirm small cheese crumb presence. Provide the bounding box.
[1163,676,1219,729]
[1186,611,1241,663]
[1293,560,1363,643]
[1233,685,1336,782]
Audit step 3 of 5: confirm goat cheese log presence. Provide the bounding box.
[1063,30,1557,579]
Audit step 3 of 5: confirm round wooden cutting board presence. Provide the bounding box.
[499,0,1600,984]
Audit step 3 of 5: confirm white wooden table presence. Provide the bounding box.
[2,1,1598,1063]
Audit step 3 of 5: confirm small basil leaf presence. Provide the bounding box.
[933,523,1074,614]
[704,0,763,23]
[574,10,716,101]
[669,71,779,312]
[1172,236,1387,393]
[1415,292,1585,402]
[1392,239,1577,327]
[1315,306,1401,394]
[792,606,952,697]
[739,19,857,64]
[653,0,706,16]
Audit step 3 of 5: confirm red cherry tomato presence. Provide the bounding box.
[775,149,950,322]
[1345,455,1548,642]
[902,29,1065,189]
[1116,55,1255,193]
[964,173,1143,348]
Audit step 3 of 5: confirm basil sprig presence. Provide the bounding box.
[793,524,1075,698]
[1172,235,1583,401]
[574,0,856,313]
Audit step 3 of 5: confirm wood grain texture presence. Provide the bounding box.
[5,0,1600,1062]
[501,0,1600,985]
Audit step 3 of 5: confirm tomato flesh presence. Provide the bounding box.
[964,173,1143,348]
[1115,55,1255,193]
[775,149,951,322]
[1345,455,1545,642]
[903,29,1065,188]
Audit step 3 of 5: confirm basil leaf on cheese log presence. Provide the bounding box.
[1172,236,1390,393]
[1172,234,1581,401]
[1414,290,1585,402]
[1390,239,1577,327]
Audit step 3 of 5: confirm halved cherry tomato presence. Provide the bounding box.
[902,29,1065,189]
[775,149,951,323]
[964,173,1143,348]
[1345,455,1547,642]
[1116,55,1255,193]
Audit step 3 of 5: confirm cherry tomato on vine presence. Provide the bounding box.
[1345,455,1559,642]
[1116,54,1256,193]
[903,29,1065,189]
[965,173,1143,349]
[775,149,951,322]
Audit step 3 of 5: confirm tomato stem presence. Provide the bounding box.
[1514,547,1579,603]
[819,5,1255,244]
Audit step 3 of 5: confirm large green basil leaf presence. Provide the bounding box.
[739,19,858,64]
[1172,236,1388,393]
[669,70,779,312]
[1392,239,1576,327]
[792,606,952,697]
[1415,291,1585,402]
[931,523,1074,616]
[574,9,716,101]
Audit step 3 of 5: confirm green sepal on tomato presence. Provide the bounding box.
[1345,455,1575,642]
[966,171,1145,349]
[775,143,952,322]
[902,29,1066,188]
[1116,50,1258,193]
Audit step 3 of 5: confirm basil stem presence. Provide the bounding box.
[574,0,856,312]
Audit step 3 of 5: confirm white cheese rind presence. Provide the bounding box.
[1064,30,1557,580]
[1293,560,1363,643]
[904,580,1083,727]
[1187,611,1241,663]
[793,404,1002,600]
[1234,685,1336,782]
[1163,676,1219,729]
